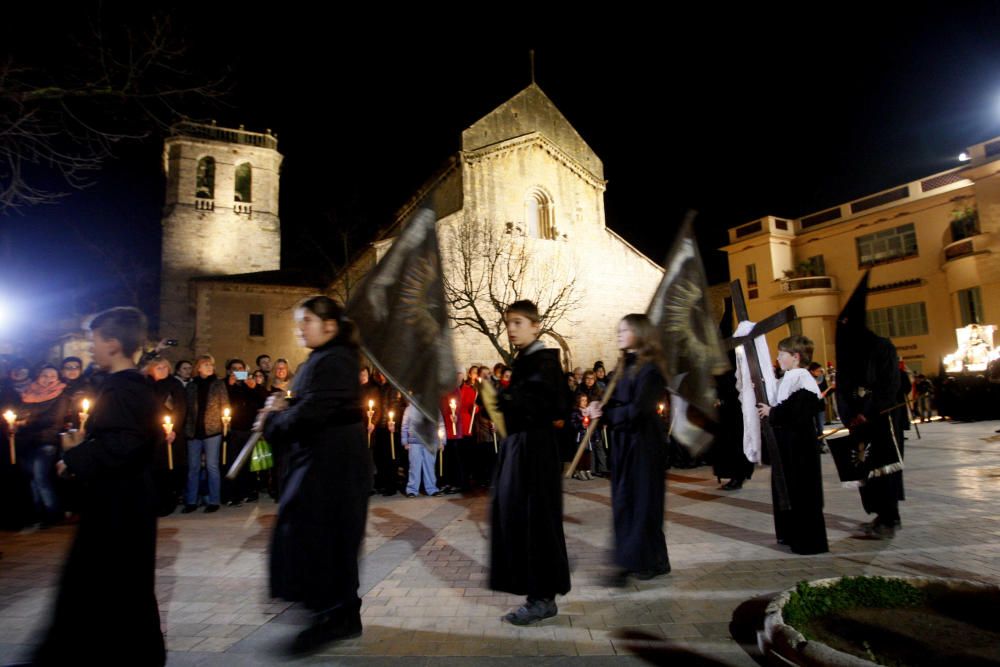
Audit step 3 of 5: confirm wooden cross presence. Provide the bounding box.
[725,279,797,510]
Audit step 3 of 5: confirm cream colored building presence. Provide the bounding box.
[159,122,318,367]
[333,83,665,369]
[722,135,1000,375]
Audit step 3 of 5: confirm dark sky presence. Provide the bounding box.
[4,3,1000,344]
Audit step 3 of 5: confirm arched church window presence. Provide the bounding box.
[525,188,556,240]
[234,163,252,202]
[196,157,215,199]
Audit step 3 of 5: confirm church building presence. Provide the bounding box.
[159,85,665,370]
[331,83,664,369]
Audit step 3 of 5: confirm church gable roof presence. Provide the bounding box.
[461,84,604,180]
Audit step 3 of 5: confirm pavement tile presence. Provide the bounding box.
[3,420,1000,664]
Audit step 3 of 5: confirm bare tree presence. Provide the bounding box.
[442,217,582,365]
[1,12,228,211]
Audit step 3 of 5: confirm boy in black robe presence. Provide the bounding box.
[490,300,570,625]
[29,307,166,666]
[757,335,829,555]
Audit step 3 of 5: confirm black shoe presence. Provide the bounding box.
[406,493,417,498]
[244,493,259,503]
[290,609,362,654]
[181,504,198,514]
[431,491,444,497]
[443,486,460,495]
[632,564,671,580]
[227,499,242,507]
[503,598,557,625]
[381,489,397,497]
[204,504,220,514]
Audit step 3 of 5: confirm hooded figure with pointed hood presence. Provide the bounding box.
[834,272,904,538]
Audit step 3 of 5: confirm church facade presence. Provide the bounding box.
[159,86,665,371]
[722,135,1000,375]
[332,84,664,370]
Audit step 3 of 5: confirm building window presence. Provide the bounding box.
[807,255,825,275]
[958,287,983,326]
[746,264,758,287]
[950,206,979,242]
[249,313,264,337]
[234,163,252,202]
[196,157,215,199]
[866,302,928,338]
[855,223,918,267]
[525,188,556,240]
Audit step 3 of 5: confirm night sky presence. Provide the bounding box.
[4,4,1000,347]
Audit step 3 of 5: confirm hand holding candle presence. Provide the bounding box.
[449,398,457,436]
[367,399,375,445]
[79,398,90,431]
[388,410,396,459]
[4,410,16,465]
[163,416,174,470]
[222,408,231,464]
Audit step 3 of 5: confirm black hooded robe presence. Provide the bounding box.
[32,369,165,666]
[264,341,371,614]
[604,356,671,573]
[490,342,571,599]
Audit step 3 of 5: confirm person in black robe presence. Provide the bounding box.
[259,296,371,652]
[757,335,829,555]
[29,307,165,666]
[834,272,903,538]
[491,300,570,625]
[711,298,754,489]
[601,314,672,584]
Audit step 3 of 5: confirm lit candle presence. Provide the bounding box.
[657,403,665,416]
[3,410,15,465]
[449,398,457,436]
[388,410,395,459]
[469,390,478,436]
[286,390,292,399]
[79,398,91,431]
[367,399,375,447]
[221,408,232,464]
[163,416,174,470]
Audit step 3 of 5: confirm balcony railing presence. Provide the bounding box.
[943,233,990,262]
[195,198,215,211]
[780,275,838,293]
[234,202,253,215]
[171,121,278,149]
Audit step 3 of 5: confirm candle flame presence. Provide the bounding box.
[449,399,456,408]
[389,411,394,420]
[368,399,374,409]
[224,408,231,418]
[82,398,90,412]
[164,416,172,425]
[3,410,14,423]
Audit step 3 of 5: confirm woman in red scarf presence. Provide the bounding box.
[18,364,70,526]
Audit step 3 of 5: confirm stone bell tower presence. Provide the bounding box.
[159,121,282,352]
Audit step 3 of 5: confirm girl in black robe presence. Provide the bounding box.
[601,314,671,583]
[260,296,371,653]
[491,300,570,625]
[757,335,829,555]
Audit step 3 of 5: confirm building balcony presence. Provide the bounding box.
[943,233,991,262]
[195,198,215,211]
[234,202,253,215]
[780,275,839,294]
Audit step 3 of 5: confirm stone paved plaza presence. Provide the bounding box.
[2,419,1000,665]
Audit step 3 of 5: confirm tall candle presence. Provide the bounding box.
[163,416,174,470]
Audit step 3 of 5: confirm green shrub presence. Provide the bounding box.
[782,576,926,630]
